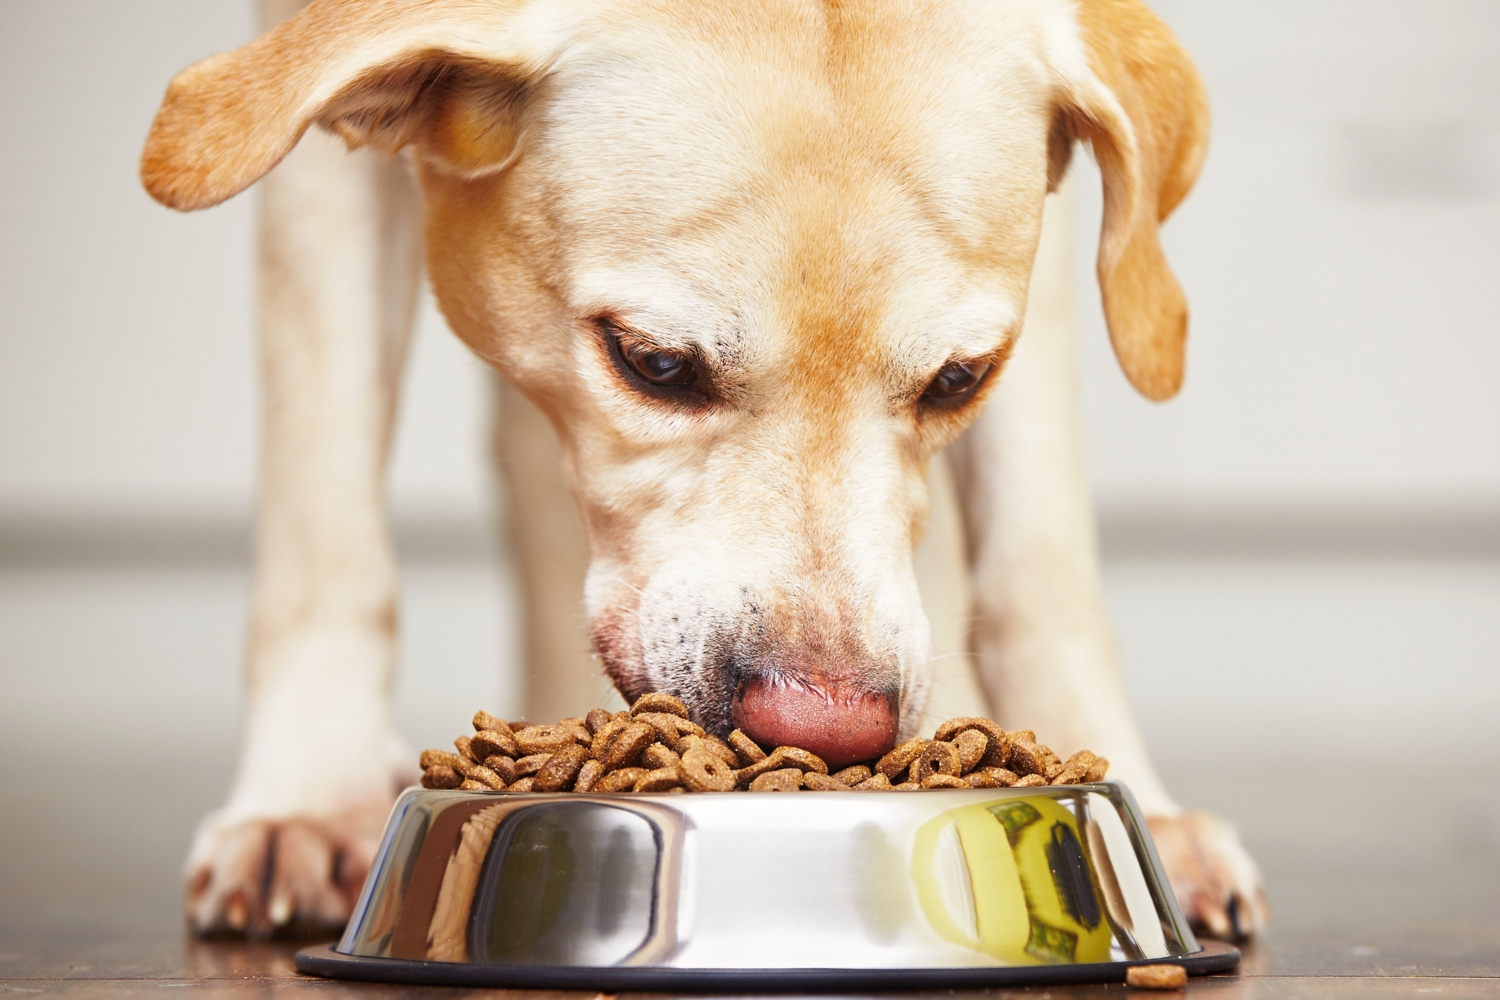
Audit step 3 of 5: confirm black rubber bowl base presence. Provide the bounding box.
[295,939,1239,992]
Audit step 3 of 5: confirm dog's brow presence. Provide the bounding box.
[889,290,1021,367]
[597,309,745,361]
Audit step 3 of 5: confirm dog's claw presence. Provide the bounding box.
[1227,894,1247,941]
[223,891,249,933]
[268,892,294,928]
[1202,899,1232,940]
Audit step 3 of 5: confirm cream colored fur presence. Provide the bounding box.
[147,0,1266,941]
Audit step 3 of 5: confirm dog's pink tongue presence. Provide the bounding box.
[732,678,898,769]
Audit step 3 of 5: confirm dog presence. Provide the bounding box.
[142,0,1267,940]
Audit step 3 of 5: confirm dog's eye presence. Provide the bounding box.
[598,318,710,401]
[922,359,993,407]
[622,342,697,386]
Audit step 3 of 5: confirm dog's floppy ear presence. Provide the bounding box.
[1052,0,1209,401]
[141,0,557,211]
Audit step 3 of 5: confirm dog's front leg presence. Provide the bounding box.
[949,187,1267,939]
[183,15,424,929]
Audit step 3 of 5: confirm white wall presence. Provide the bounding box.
[1078,0,1500,511]
[0,0,493,525]
[1,2,1497,523]
[0,2,255,518]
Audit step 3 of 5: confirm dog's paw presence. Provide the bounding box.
[184,799,391,938]
[1147,811,1269,941]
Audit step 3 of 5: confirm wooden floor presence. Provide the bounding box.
[2,914,1498,997]
[2,733,1497,998]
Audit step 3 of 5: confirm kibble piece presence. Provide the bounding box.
[420,749,465,771]
[1008,729,1036,744]
[484,755,518,785]
[734,750,795,787]
[635,712,705,752]
[514,753,553,777]
[801,772,850,791]
[594,767,648,793]
[471,729,520,760]
[876,738,927,780]
[736,745,824,782]
[472,710,515,736]
[965,770,1000,788]
[679,749,737,792]
[1013,773,1047,788]
[921,773,969,789]
[1008,740,1048,777]
[774,746,829,776]
[852,773,893,790]
[454,735,479,763]
[749,768,804,792]
[559,719,592,746]
[536,745,592,791]
[911,741,962,783]
[727,729,767,766]
[573,758,605,793]
[508,776,536,793]
[980,735,1014,769]
[833,764,872,786]
[590,718,629,761]
[1053,750,1098,785]
[688,733,741,768]
[1126,964,1187,990]
[457,762,506,790]
[642,742,681,771]
[630,692,691,719]
[585,708,614,734]
[458,779,489,791]
[600,721,656,769]
[1042,759,1065,781]
[1084,756,1110,783]
[634,765,685,792]
[934,717,1011,769]
[668,713,707,739]
[933,716,988,743]
[421,765,462,789]
[952,729,989,773]
[893,779,924,791]
[980,767,1019,787]
[515,725,583,756]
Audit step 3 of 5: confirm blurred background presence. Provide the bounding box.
[1,0,1496,952]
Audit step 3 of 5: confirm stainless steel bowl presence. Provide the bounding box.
[296,782,1238,989]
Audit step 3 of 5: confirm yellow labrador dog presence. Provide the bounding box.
[143,0,1266,940]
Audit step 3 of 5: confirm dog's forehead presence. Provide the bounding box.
[517,1,1059,362]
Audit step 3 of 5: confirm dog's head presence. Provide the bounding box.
[143,0,1205,766]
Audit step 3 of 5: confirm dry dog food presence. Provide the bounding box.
[1126,963,1188,989]
[419,694,1109,794]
